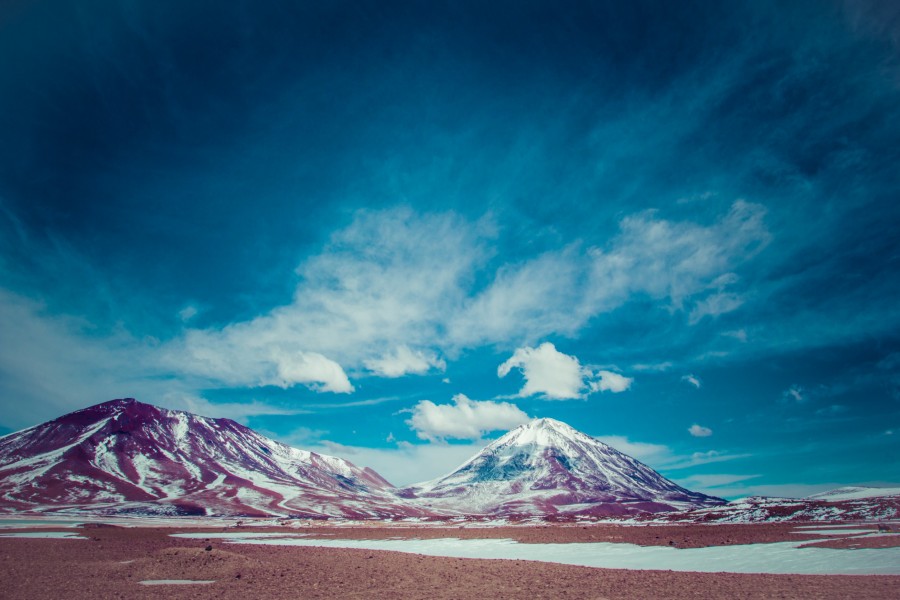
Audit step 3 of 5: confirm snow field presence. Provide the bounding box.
[171,531,900,575]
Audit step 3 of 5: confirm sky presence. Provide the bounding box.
[1,0,899,499]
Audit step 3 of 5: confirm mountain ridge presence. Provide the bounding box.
[1,399,731,519]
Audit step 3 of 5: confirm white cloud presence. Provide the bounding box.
[364,345,445,378]
[163,208,486,392]
[0,202,770,426]
[589,370,634,393]
[498,342,586,399]
[498,343,633,399]
[178,305,198,322]
[682,374,702,388]
[584,201,769,315]
[722,329,748,342]
[270,350,353,393]
[0,289,302,429]
[405,393,530,442]
[168,329,353,393]
[448,248,586,344]
[783,385,805,403]
[160,203,767,394]
[688,292,745,324]
[688,423,713,437]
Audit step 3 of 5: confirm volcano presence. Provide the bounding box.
[0,398,424,518]
[402,418,725,517]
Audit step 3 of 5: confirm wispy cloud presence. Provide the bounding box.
[682,374,702,389]
[157,203,768,395]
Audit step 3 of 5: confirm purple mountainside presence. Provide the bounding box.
[402,418,726,517]
[0,398,427,518]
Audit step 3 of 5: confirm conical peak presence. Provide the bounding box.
[524,417,571,431]
[498,417,588,448]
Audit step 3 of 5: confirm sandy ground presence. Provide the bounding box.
[1,523,899,599]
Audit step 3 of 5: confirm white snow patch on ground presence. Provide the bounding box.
[171,533,900,575]
[139,580,215,585]
[791,528,877,536]
[0,531,86,539]
[172,532,314,540]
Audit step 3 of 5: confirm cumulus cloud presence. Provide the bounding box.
[270,350,354,393]
[405,393,530,442]
[682,374,702,389]
[498,342,586,399]
[688,423,713,437]
[498,343,633,399]
[589,370,634,393]
[364,345,445,378]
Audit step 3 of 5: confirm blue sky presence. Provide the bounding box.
[1,0,899,498]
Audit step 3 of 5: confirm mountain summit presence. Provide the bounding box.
[0,398,422,518]
[403,417,724,516]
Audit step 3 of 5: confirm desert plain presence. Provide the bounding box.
[2,520,899,599]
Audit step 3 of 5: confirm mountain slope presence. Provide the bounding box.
[403,418,725,516]
[0,398,423,518]
[805,486,900,502]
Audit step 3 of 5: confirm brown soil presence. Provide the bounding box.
[800,534,900,550]
[1,524,898,599]
[281,521,860,548]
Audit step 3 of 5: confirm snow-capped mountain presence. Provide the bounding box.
[647,487,900,523]
[0,398,424,518]
[805,486,900,502]
[402,418,725,516]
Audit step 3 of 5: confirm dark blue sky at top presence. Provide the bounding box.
[1,0,899,495]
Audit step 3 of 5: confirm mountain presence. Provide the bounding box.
[401,418,725,517]
[647,487,900,523]
[0,398,424,518]
[805,486,900,502]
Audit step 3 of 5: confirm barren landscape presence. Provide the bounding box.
[2,522,899,599]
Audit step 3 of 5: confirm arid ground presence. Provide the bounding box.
[1,522,899,599]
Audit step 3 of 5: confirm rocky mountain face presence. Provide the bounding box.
[0,398,425,518]
[402,418,725,517]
